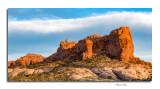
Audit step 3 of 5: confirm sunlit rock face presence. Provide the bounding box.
[8,54,46,67]
[46,26,150,65]
[82,39,93,60]
[105,26,134,62]
[8,26,151,67]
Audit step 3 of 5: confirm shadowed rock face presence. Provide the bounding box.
[8,54,46,67]
[8,61,16,67]
[45,26,150,65]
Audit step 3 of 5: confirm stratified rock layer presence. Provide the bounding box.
[45,26,150,65]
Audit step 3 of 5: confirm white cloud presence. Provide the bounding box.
[8,53,26,61]
[139,55,152,63]
[8,11,152,33]
[134,50,152,62]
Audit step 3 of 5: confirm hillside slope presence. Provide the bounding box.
[8,55,152,81]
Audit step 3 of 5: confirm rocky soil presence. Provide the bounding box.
[8,55,152,81]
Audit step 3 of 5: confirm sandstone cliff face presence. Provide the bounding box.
[46,26,151,65]
[106,26,134,62]
[8,54,46,67]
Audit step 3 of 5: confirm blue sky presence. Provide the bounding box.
[8,8,152,62]
[8,8,152,20]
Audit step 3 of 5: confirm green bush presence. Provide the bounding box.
[108,76,112,79]
[85,58,93,63]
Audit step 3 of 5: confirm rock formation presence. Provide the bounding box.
[8,26,151,67]
[8,53,46,67]
[45,26,151,65]
[60,39,77,50]
[82,40,93,60]
[106,26,134,62]
[8,26,152,81]
[8,61,16,67]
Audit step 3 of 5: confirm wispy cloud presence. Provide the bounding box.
[8,53,26,61]
[140,55,152,62]
[8,11,152,33]
[134,50,152,62]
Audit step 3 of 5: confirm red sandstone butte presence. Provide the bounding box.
[45,26,151,65]
[8,26,151,67]
[8,54,46,67]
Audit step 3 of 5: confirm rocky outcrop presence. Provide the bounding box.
[33,69,44,74]
[8,26,151,67]
[43,67,53,72]
[8,54,152,81]
[8,61,16,67]
[8,69,25,77]
[106,26,134,62]
[130,57,152,65]
[112,67,152,81]
[68,68,98,81]
[46,26,151,65]
[8,67,54,77]
[91,68,118,80]
[60,39,77,50]
[8,69,13,73]
[82,40,93,60]
[8,54,46,67]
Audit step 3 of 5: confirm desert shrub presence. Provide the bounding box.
[95,54,101,57]
[137,77,152,81]
[62,62,70,67]
[106,53,115,59]
[108,76,112,79]
[125,64,130,69]
[8,72,56,81]
[85,58,93,63]
[19,65,26,68]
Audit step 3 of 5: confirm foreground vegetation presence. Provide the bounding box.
[8,55,152,81]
